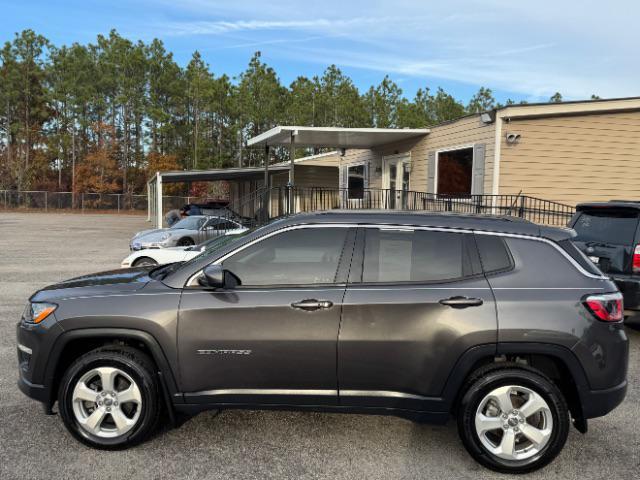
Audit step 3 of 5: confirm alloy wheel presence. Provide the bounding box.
[71,366,142,439]
[474,385,553,461]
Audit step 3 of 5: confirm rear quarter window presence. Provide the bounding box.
[557,239,603,276]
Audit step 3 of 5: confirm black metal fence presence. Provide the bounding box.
[2,187,575,228]
[225,187,575,227]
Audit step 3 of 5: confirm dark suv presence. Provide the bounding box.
[569,201,640,321]
[17,211,628,473]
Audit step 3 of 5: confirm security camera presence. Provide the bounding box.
[505,132,521,145]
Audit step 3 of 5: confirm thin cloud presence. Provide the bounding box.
[163,17,377,36]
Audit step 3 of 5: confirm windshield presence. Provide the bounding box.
[198,231,251,252]
[171,216,205,230]
[177,229,254,271]
[573,209,639,246]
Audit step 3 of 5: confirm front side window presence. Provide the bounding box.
[347,165,365,199]
[362,229,468,283]
[223,228,348,286]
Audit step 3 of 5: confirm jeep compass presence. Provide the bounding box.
[17,211,629,473]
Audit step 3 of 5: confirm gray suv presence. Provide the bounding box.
[17,211,629,473]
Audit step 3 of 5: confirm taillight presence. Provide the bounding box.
[633,245,640,274]
[583,292,623,322]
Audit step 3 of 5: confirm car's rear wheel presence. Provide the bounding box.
[132,257,158,267]
[457,367,569,473]
[58,346,161,449]
[177,237,194,246]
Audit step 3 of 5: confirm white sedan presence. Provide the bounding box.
[121,233,246,268]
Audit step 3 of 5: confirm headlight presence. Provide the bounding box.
[23,302,57,324]
[159,232,171,241]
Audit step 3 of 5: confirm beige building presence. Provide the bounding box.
[148,97,640,226]
[249,97,640,207]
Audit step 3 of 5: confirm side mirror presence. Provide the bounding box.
[198,264,241,289]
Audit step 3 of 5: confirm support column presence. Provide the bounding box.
[288,131,296,214]
[147,182,151,221]
[264,143,270,188]
[156,172,163,228]
[289,131,295,185]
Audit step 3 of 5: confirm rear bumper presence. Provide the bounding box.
[580,380,628,419]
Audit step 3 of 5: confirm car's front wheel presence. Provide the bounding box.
[177,237,194,246]
[58,346,161,449]
[457,366,569,473]
[132,257,158,267]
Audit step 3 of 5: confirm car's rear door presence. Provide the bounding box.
[178,226,355,406]
[337,226,497,411]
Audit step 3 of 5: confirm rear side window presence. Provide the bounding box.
[572,209,639,246]
[474,234,513,273]
[362,229,472,283]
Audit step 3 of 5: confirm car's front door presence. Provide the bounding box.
[178,226,355,406]
[338,227,497,411]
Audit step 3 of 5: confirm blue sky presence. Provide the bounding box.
[3,0,638,104]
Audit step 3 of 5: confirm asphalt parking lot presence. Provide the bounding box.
[0,212,638,480]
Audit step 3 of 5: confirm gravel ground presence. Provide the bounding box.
[0,212,638,480]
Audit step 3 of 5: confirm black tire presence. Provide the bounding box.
[457,366,569,474]
[58,346,161,449]
[132,257,158,267]
[177,237,194,246]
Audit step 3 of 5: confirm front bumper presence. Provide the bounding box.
[16,316,64,408]
[130,242,162,251]
[18,373,50,403]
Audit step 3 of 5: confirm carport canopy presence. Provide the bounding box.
[149,127,430,227]
[248,126,429,206]
[247,126,429,148]
[147,165,292,226]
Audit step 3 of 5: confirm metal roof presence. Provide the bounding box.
[156,165,290,183]
[246,126,429,148]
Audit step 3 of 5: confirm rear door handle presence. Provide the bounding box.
[439,296,484,308]
[291,299,334,311]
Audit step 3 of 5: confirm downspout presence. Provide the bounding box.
[491,113,503,213]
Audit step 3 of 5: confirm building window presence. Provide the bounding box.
[437,147,473,195]
[347,164,365,199]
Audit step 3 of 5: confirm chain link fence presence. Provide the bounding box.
[0,190,193,214]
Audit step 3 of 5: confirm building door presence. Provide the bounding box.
[383,154,410,209]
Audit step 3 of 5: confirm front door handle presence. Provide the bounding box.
[439,296,484,308]
[291,299,334,311]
